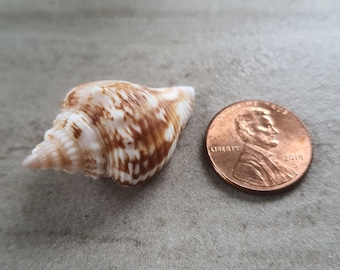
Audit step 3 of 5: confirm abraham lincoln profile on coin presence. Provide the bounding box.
[233,108,297,187]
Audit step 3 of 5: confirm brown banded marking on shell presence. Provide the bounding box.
[23,81,195,186]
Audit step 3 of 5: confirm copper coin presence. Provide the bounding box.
[206,100,313,194]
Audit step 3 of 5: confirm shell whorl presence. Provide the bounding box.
[23,81,195,186]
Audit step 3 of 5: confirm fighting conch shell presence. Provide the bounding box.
[23,81,195,186]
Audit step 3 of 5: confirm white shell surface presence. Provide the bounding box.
[23,81,195,186]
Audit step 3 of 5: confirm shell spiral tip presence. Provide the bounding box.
[23,153,41,169]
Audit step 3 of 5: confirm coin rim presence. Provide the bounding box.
[205,100,313,194]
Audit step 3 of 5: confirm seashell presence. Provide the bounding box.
[23,80,195,186]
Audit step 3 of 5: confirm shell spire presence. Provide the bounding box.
[23,81,195,186]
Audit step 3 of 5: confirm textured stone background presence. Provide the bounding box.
[1,0,339,269]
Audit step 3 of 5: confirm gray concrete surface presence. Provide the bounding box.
[1,0,339,269]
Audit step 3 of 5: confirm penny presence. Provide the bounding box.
[205,100,313,194]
